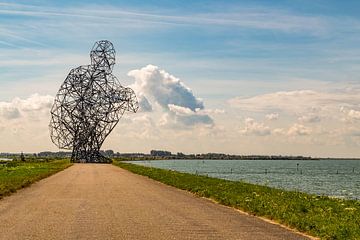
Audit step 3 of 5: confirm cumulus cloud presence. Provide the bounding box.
[239,118,271,136]
[228,89,360,117]
[167,104,213,126]
[265,113,279,120]
[228,87,360,146]
[200,108,225,114]
[272,128,286,135]
[137,95,152,112]
[129,64,213,127]
[298,114,321,123]
[272,124,312,136]
[0,94,56,152]
[0,94,53,121]
[339,107,360,123]
[287,123,311,136]
[347,109,360,120]
[0,105,21,119]
[239,117,311,137]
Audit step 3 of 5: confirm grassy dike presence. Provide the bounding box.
[0,159,72,198]
[113,161,360,240]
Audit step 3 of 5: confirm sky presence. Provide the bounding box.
[1,0,360,157]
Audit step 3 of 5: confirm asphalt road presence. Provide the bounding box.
[0,164,311,240]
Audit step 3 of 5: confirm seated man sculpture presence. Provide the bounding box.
[49,40,138,163]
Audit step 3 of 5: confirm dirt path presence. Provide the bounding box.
[0,164,310,240]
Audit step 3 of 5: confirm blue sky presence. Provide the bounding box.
[1,0,360,156]
[0,1,359,96]
[1,1,360,89]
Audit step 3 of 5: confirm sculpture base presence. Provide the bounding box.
[70,150,112,163]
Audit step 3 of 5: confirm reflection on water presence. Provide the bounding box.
[127,159,360,200]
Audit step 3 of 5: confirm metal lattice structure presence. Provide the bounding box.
[49,40,138,163]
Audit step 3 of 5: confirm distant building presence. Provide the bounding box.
[177,152,185,157]
[150,150,172,157]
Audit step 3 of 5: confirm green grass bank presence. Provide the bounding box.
[114,161,360,240]
[0,159,72,198]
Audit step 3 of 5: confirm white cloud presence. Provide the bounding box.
[229,89,360,111]
[167,104,213,127]
[273,128,286,135]
[339,107,360,123]
[348,109,360,120]
[287,123,311,136]
[240,118,311,137]
[0,94,53,121]
[129,64,213,127]
[137,95,152,112]
[265,113,279,120]
[168,104,194,116]
[129,65,204,111]
[200,108,226,115]
[0,94,55,152]
[298,114,321,123]
[0,90,359,157]
[0,104,21,119]
[229,88,360,124]
[239,118,271,136]
[272,124,312,137]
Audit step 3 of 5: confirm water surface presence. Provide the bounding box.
[128,159,360,200]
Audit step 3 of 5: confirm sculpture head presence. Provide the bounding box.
[90,40,116,73]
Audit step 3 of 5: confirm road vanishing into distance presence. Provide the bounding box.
[0,164,310,240]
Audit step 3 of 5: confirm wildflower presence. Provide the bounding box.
[344,207,356,211]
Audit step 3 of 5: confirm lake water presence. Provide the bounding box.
[128,159,360,200]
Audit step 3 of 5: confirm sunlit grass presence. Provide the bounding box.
[0,159,72,198]
[114,161,360,240]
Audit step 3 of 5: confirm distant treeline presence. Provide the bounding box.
[148,151,316,161]
[2,150,358,161]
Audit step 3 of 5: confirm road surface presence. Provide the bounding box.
[0,164,311,240]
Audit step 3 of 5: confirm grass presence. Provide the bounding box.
[0,159,72,198]
[113,161,360,240]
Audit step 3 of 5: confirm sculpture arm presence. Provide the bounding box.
[119,87,139,113]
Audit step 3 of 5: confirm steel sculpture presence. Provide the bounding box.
[49,40,138,163]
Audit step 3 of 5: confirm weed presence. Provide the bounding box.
[0,159,72,198]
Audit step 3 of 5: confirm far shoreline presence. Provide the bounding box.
[117,157,360,161]
[2,150,360,162]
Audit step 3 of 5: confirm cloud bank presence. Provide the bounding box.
[239,118,271,136]
[229,88,360,122]
[0,94,54,152]
[0,94,53,121]
[1,76,360,157]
